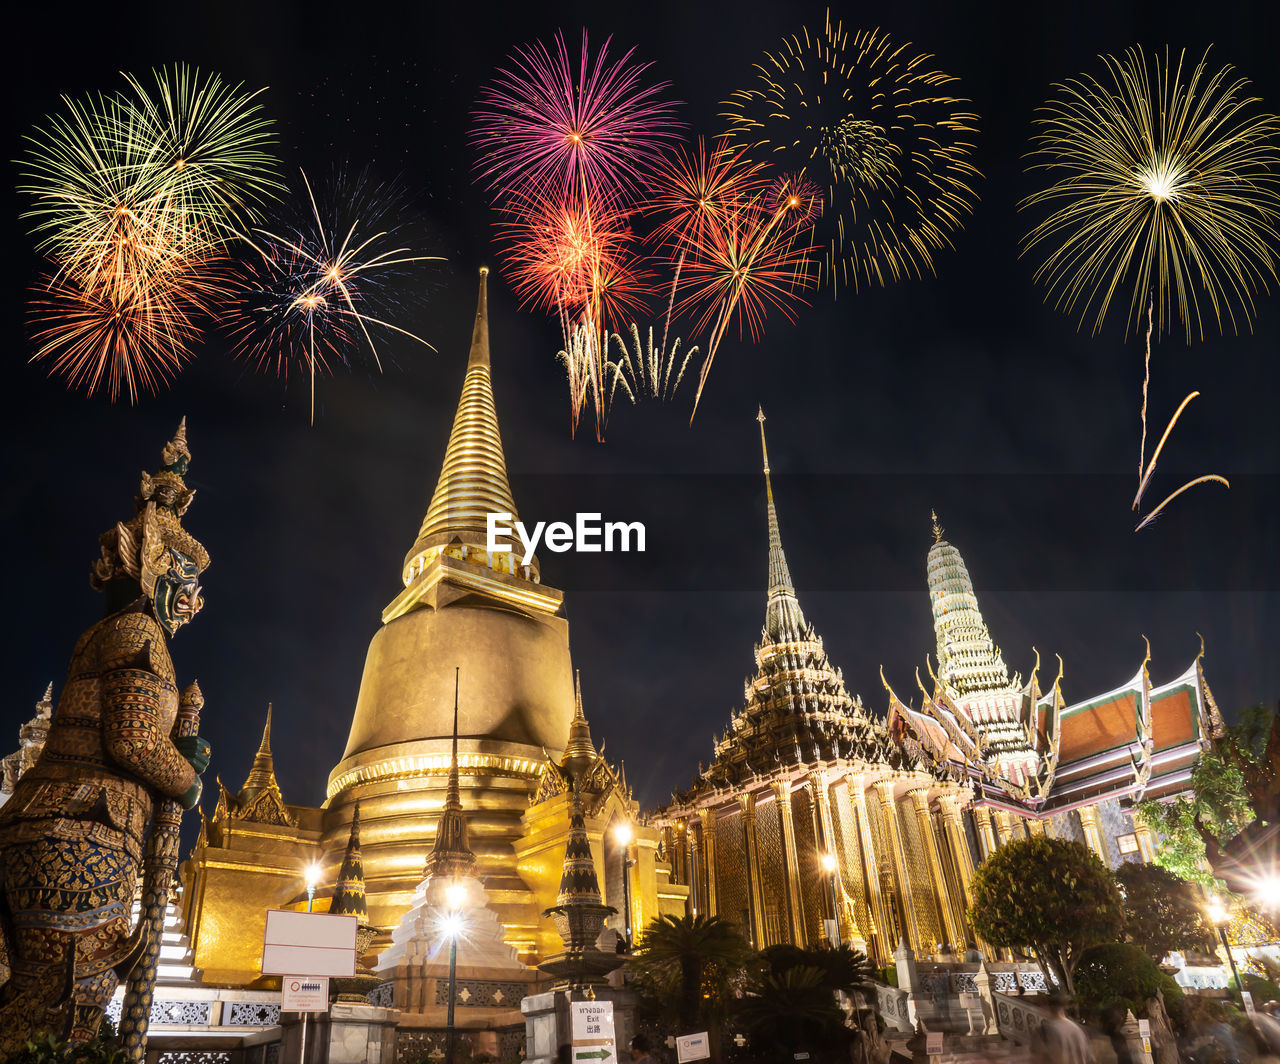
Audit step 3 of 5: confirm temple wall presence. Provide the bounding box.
[831,785,873,947]
[713,808,750,939]
[754,796,788,947]
[791,787,824,944]
[897,803,944,951]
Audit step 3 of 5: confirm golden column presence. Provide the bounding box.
[740,791,767,948]
[849,777,891,964]
[1134,820,1156,863]
[772,779,807,944]
[972,805,997,859]
[909,788,966,950]
[1077,805,1109,864]
[1025,817,1046,838]
[938,792,990,953]
[698,807,718,918]
[809,769,853,943]
[993,809,1018,847]
[875,780,921,952]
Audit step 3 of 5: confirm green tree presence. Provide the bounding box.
[628,914,751,1033]
[969,836,1123,996]
[1136,705,1267,885]
[1115,862,1214,960]
[1073,942,1185,1023]
[737,965,850,1063]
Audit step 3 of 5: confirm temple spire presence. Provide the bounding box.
[757,408,806,641]
[329,802,369,921]
[238,704,279,805]
[401,267,525,585]
[561,671,598,783]
[927,528,1013,697]
[423,668,476,880]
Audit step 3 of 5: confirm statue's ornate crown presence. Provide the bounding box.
[91,419,210,591]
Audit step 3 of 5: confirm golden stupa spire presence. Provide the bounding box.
[238,703,279,804]
[423,668,476,879]
[757,408,806,641]
[561,670,598,782]
[402,267,523,584]
[931,510,944,544]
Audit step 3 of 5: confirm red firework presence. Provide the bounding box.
[471,30,683,202]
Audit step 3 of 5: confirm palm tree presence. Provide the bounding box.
[628,914,751,1031]
[738,966,850,1063]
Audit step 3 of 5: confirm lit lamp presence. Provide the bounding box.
[819,853,842,947]
[1208,898,1243,994]
[305,862,322,913]
[1257,876,1280,911]
[613,823,636,951]
[443,881,467,1064]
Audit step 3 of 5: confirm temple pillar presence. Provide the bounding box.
[875,780,921,953]
[698,808,718,917]
[1077,805,1109,865]
[1025,817,1046,838]
[992,810,1018,846]
[772,780,806,944]
[1134,820,1156,863]
[972,805,997,860]
[686,819,701,916]
[849,777,890,965]
[940,793,991,954]
[909,788,965,952]
[740,791,767,949]
[809,769,851,944]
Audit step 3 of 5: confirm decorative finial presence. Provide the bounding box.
[931,510,944,544]
[757,407,770,474]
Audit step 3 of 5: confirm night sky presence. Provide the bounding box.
[3,0,1278,824]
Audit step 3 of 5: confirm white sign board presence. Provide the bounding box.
[926,1032,943,1054]
[1138,1019,1151,1037]
[676,1033,710,1062]
[281,975,329,1012]
[262,910,358,977]
[1243,990,1256,1015]
[570,1000,616,1064]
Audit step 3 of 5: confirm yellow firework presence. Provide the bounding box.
[721,13,981,295]
[1021,46,1280,343]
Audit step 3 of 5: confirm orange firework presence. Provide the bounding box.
[652,140,822,415]
[28,259,228,402]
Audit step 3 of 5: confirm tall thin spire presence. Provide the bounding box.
[424,668,476,879]
[330,802,369,921]
[561,671,598,782]
[402,267,524,584]
[757,408,806,641]
[927,530,1013,697]
[239,704,279,804]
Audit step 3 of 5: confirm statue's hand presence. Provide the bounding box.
[179,777,203,811]
[175,735,211,775]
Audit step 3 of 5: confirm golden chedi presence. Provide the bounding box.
[322,269,574,957]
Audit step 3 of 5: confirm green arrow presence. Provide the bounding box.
[575,1051,612,1061]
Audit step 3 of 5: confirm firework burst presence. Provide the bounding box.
[1020,46,1280,528]
[471,29,683,201]
[226,168,442,418]
[652,140,821,414]
[721,13,981,295]
[18,64,281,401]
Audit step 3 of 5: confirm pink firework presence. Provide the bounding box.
[471,29,684,202]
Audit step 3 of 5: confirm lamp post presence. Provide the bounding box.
[443,881,466,1064]
[299,862,322,1064]
[614,823,635,951]
[820,853,842,948]
[1208,898,1243,994]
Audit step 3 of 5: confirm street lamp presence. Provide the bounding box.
[820,853,842,948]
[443,881,467,1064]
[1208,898,1244,995]
[305,862,322,913]
[614,823,635,951]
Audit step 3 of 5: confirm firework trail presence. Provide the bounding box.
[1022,46,1280,528]
[651,140,822,416]
[473,30,682,438]
[18,64,281,401]
[227,168,442,419]
[721,12,981,296]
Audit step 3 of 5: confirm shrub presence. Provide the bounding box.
[1074,942,1179,1020]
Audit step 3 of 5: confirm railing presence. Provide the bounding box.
[870,981,914,1033]
[991,992,1048,1046]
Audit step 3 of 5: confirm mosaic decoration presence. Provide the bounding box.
[432,979,528,1007]
[366,982,394,1008]
[0,423,210,1053]
[714,809,748,938]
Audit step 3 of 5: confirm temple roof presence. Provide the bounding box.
[230,704,296,828]
[401,267,533,584]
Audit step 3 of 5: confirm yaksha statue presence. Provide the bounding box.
[0,420,212,1047]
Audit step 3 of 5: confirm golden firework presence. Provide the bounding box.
[1021,46,1280,343]
[721,13,981,295]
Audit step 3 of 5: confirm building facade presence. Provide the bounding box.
[655,414,1223,965]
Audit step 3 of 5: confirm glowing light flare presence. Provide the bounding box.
[613,823,634,847]
[444,882,467,911]
[820,853,838,873]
